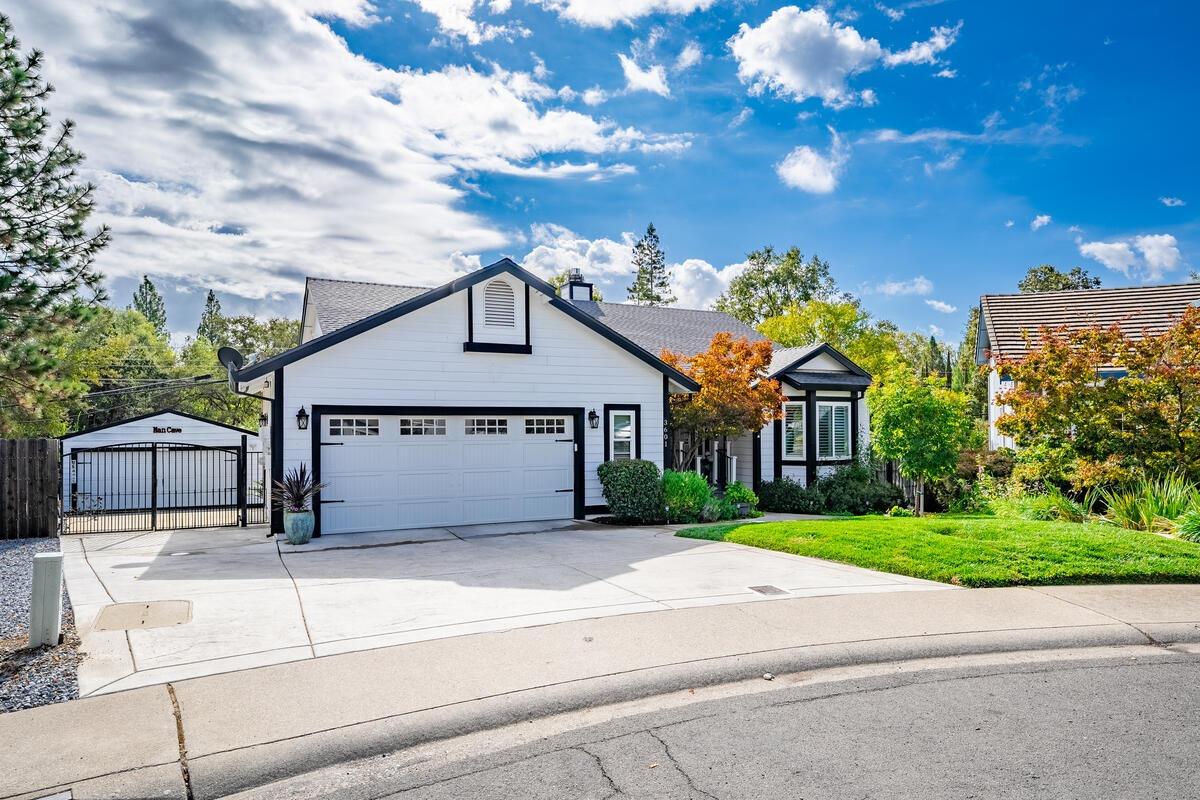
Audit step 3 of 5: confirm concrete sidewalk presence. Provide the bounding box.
[3,584,1200,800]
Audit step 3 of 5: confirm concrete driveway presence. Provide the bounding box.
[60,519,948,696]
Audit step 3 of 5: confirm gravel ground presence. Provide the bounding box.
[0,538,80,713]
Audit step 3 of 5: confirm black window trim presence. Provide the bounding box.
[603,403,642,462]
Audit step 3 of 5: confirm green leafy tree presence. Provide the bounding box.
[714,246,841,325]
[131,275,167,338]
[626,223,674,306]
[952,306,988,419]
[0,17,108,434]
[870,377,975,514]
[1018,264,1102,293]
[201,314,300,359]
[757,299,912,382]
[197,289,222,343]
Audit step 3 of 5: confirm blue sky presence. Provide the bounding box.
[12,1,1198,343]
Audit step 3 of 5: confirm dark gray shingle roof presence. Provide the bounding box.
[307,278,431,334]
[979,282,1200,361]
[569,300,765,357]
[304,277,763,357]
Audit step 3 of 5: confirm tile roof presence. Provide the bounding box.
[979,282,1200,361]
[304,277,764,357]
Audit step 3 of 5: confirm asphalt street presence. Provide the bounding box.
[230,647,1200,799]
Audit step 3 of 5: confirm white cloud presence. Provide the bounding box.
[521,223,635,298]
[1030,214,1052,231]
[1161,196,1186,207]
[408,0,527,43]
[1078,234,1182,281]
[873,276,933,296]
[925,299,957,313]
[875,2,904,21]
[928,323,945,339]
[923,150,960,175]
[728,7,883,108]
[1004,220,1015,228]
[1134,234,1182,277]
[882,22,961,67]
[671,258,749,309]
[581,86,609,105]
[532,0,716,28]
[9,1,685,304]
[935,67,956,78]
[618,53,671,97]
[776,127,849,193]
[1079,240,1138,274]
[728,8,960,109]
[729,108,753,128]
[674,41,703,71]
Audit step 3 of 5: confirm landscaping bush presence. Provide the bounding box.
[723,481,758,508]
[758,477,825,514]
[1175,508,1200,543]
[597,459,664,524]
[700,497,739,522]
[816,464,906,515]
[886,505,914,517]
[663,469,712,523]
[1099,475,1199,532]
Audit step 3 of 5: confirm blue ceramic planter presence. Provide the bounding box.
[283,510,315,545]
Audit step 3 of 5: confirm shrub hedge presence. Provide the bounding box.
[597,459,664,523]
[663,469,712,523]
[758,477,824,514]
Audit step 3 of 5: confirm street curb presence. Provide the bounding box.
[186,623,1198,799]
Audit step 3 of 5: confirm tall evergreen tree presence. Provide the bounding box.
[0,17,108,432]
[197,289,222,343]
[131,275,167,337]
[626,223,675,306]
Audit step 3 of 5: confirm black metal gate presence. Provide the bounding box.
[62,438,267,534]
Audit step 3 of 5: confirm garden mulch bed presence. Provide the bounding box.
[0,538,81,713]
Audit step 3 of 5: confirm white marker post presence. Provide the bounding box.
[29,552,64,648]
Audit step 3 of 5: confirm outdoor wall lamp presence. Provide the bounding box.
[296,406,309,430]
[588,409,599,429]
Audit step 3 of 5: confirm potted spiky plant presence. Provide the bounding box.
[272,464,326,545]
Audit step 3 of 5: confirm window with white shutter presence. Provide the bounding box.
[816,402,851,460]
[783,402,805,458]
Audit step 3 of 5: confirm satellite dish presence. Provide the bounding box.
[217,347,245,370]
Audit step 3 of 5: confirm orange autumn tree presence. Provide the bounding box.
[661,332,784,471]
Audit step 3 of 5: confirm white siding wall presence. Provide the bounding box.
[279,288,666,508]
[728,433,754,485]
[987,365,1015,450]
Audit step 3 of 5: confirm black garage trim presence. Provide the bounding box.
[463,342,533,354]
[752,431,762,492]
[309,405,586,538]
[270,369,284,534]
[584,503,609,515]
[602,404,642,462]
[236,258,699,391]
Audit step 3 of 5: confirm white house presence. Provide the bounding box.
[229,259,872,535]
[975,282,1200,450]
[61,409,260,513]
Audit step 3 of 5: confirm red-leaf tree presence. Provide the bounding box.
[994,306,1200,487]
[661,333,784,471]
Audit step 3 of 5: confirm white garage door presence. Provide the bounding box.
[319,413,576,534]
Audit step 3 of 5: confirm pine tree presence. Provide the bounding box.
[626,223,675,306]
[0,17,108,432]
[131,275,168,338]
[197,289,223,344]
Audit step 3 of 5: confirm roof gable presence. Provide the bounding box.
[62,408,257,439]
[235,259,700,390]
[769,343,870,379]
[977,282,1200,363]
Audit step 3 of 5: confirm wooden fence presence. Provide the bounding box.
[0,439,60,539]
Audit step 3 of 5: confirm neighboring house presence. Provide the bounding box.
[976,282,1200,450]
[228,259,872,535]
[61,409,261,513]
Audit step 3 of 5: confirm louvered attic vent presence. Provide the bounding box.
[484,280,516,327]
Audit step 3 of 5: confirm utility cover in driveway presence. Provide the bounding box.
[94,601,192,631]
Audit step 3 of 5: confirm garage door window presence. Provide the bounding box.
[525,418,566,435]
[398,418,446,436]
[466,418,508,435]
[329,418,380,436]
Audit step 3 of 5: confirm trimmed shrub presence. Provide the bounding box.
[816,464,906,515]
[724,481,758,508]
[886,505,914,517]
[758,477,825,514]
[663,469,712,523]
[597,459,664,524]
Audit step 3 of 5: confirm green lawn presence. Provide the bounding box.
[677,515,1200,587]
